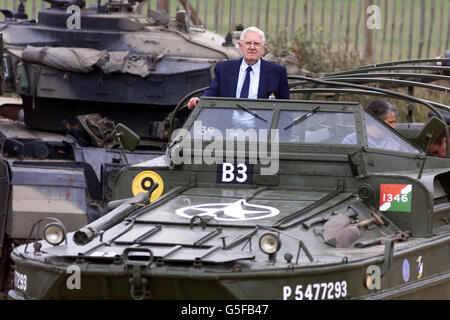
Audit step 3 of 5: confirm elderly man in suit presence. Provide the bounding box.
[188,26,290,109]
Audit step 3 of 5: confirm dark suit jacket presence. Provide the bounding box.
[202,58,290,99]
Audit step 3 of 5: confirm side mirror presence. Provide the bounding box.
[115,123,140,151]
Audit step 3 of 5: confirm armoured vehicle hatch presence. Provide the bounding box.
[8,88,450,299]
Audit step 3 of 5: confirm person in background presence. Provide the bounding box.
[427,112,450,158]
[188,26,290,110]
[429,131,447,158]
[366,99,398,129]
[341,99,401,150]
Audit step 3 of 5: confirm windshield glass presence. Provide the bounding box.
[185,106,422,154]
[278,110,357,144]
[363,113,420,153]
[189,107,274,141]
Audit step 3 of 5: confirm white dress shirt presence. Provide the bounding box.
[235,59,261,99]
[231,60,261,128]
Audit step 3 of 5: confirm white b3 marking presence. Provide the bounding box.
[221,162,248,183]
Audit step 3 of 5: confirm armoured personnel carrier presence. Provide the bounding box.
[8,71,450,299]
[0,0,240,297]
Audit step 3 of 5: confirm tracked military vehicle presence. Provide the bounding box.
[8,67,450,299]
[0,0,240,137]
[0,0,241,297]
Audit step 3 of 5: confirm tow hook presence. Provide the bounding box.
[122,247,154,300]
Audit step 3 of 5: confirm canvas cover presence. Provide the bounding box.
[21,45,150,77]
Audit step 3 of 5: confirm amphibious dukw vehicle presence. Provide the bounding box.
[8,69,450,299]
[0,0,240,297]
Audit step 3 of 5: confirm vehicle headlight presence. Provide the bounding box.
[259,233,281,255]
[44,223,65,245]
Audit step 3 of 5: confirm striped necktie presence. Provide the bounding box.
[239,66,252,98]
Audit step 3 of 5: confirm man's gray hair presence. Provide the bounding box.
[240,26,266,43]
[367,99,398,121]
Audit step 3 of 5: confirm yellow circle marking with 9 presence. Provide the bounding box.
[131,171,164,202]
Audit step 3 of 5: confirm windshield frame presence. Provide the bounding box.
[173,97,423,158]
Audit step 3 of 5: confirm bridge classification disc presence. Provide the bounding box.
[132,171,164,202]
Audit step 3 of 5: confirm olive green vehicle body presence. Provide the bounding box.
[9,97,450,300]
